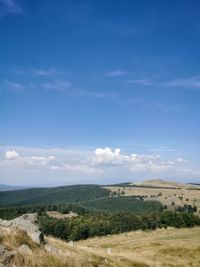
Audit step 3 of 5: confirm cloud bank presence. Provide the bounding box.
[0,146,199,186]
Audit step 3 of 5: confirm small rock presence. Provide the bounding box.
[68,241,74,246]
[106,248,112,254]
[0,245,6,255]
[18,244,33,256]
[44,244,58,255]
[0,214,44,245]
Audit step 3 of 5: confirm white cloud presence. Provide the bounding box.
[165,76,200,88]
[50,163,103,173]
[5,150,19,159]
[42,80,71,91]
[33,68,58,76]
[126,75,200,89]
[126,79,152,86]
[1,146,199,185]
[93,147,186,174]
[105,69,127,77]
[75,90,118,99]
[0,0,23,17]
[2,148,102,174]
[4,81,27,92]
[1,79,119,101]
[94,147,121,163]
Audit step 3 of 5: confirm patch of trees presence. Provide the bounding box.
[176,205,197,213]
[81,196,163,214]
[0,203,87,220]
[38,211,200,241]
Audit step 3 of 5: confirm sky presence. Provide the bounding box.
[0,0,200,186]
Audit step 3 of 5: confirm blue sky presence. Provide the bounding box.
[0,0,200,186]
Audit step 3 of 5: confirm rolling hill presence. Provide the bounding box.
[0,184,29,191]
[0,184,111,207]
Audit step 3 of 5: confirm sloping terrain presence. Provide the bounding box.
[76,226,200,267]
[106,179,200,213]
[0,185,110,207]
[1,221,200,267]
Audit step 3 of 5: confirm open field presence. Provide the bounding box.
[105,180,200,213]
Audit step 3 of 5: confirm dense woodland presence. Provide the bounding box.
[0,185,110,207]
[81,196,163,213]
[0,196,163,220]
[38,211,200,241]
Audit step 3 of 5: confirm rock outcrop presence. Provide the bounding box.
[0,214,44,245]
[18,244,33,256]
[0,244,16,267]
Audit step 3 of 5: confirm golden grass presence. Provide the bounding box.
[1,226,200,266]
[3,229,38,251]
[105,186,200,213]
[0,228,68,267]
[76,227,200,267]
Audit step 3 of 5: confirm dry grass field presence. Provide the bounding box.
[1,225,200,267]
[105,179,200,213]
[46,211,78,219]
[76,226,200,267]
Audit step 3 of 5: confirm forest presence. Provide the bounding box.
[0,197,200,242]
[0,184,110,207]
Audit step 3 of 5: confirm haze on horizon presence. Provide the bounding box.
[0,0,200,186]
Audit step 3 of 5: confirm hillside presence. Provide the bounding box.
[0,185,110,207]
[1,221,200,267]
[132,179,200,189]
[106,179,200,213]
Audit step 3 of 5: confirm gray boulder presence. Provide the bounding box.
[0,214,44,245]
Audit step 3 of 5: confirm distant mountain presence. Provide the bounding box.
[131,179,200,189]
[0,184,30,191]
[190,183,200,186]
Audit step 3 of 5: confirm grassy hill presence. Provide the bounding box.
[106,179,200,213]
[132,179,200,189]
[1,224,200,267]
[0,185,111,207]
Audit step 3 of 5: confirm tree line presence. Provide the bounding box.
[0,203,86,220]
[38,211,200,241]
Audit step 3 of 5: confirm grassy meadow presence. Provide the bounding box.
[105,185,200,214]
